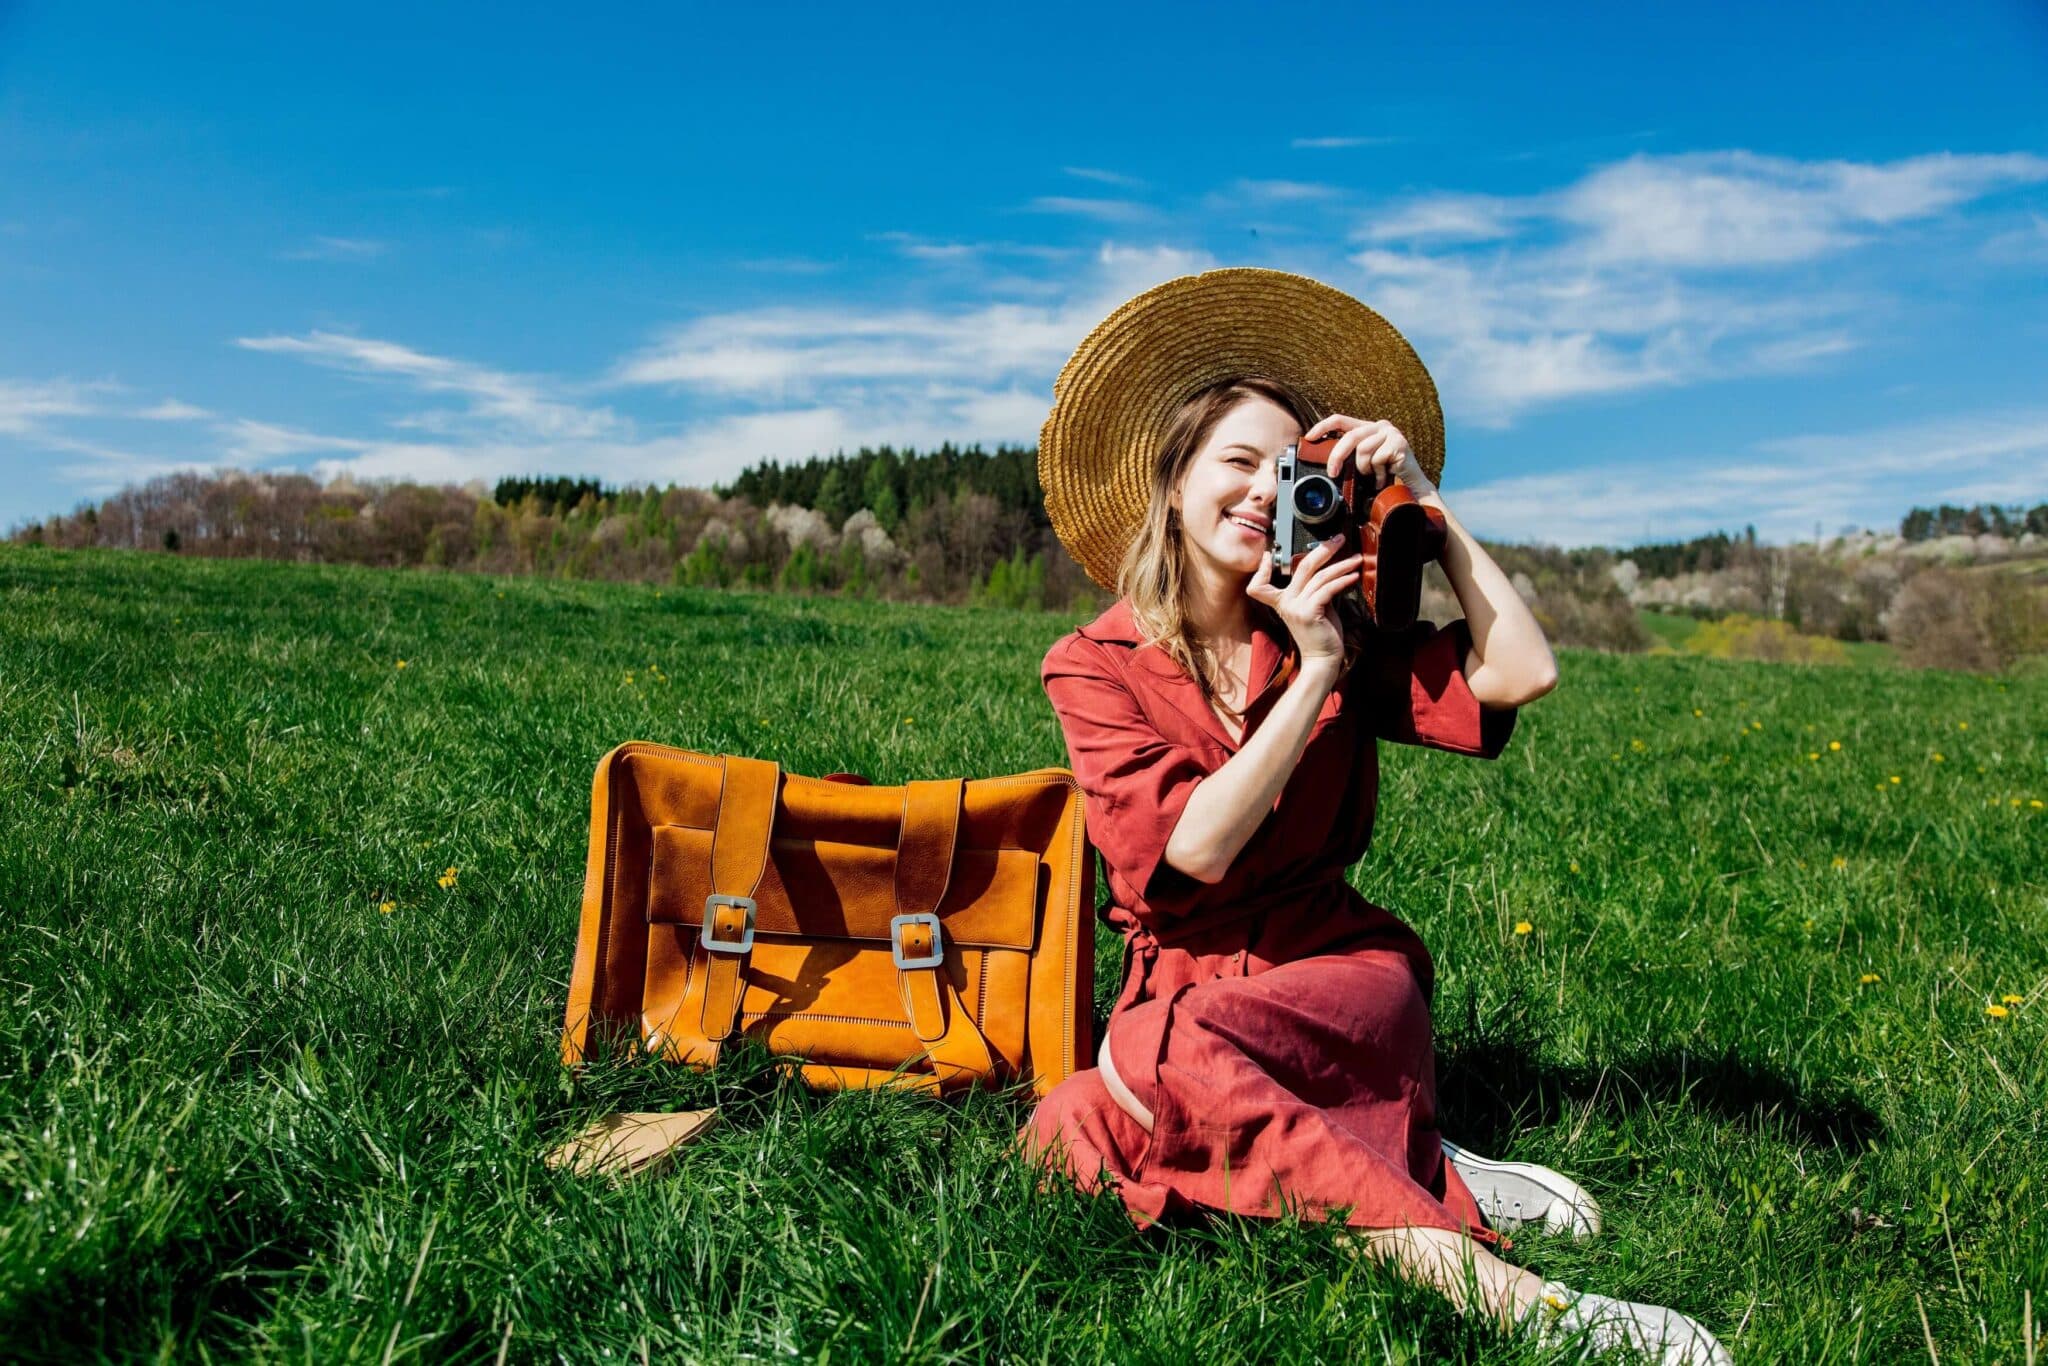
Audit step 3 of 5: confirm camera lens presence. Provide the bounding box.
[1292,474,1339,523]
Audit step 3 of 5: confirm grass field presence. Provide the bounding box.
[3,545,2043,1363]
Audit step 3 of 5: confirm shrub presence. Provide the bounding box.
[1888,567,2048,673]
[1683,615,1849,665]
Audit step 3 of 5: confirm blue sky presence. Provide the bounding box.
[3,0,2046,545]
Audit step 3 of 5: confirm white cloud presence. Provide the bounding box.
[1545,149,2048,269]
[0,378,108,433]
[1063,166,1147,189]
[280,235,391,261]
[1981,211,2048,264]
[136,399,211,421]
[737,256,838,274]
[1291,135,1400,150]
[1357,193,1520,244]
[217,418,368,462]
[1342,149,2048,426]
[1450,408,2048,545]
[1224,178,1343,203]
[1022,195,1152,223]
[237,331,623,440]
[295,244,1221,492]
[612,242,1215,402]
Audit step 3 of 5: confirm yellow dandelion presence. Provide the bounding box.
[1630,738,1646,751]
[1693,709,1704,718]
[1931,753,1945,763]
[903,717,916,725]
[1889,775,1901,784]
[1610,752,1622,761]
[758,717,772,725]
[1569,861,1580,874]
[1752,721,1763,731]
[1958,721,1969,730]
[443,865,458,877]
[379,901,396,915]
[1858,973,1880,985]
[395,659,408,669]
[1832,856,1847,869]
[1828,740,1842,751]
[2012,798,2024,807]
[1986,1004,2010,1019]
[1513,921,1533,935]
[2031,800,2044,810]
[2002,994,2024,1005]
[1808,752,1821,761]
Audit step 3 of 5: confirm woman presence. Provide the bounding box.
[1022,271,1728,1365]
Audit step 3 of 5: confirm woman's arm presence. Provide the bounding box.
[1162,655,1342,885]
[1419,492,1559,708]
[1303,413,1559,710]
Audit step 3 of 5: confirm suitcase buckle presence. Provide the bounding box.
[700,894,757,954]
[889,912,945,970]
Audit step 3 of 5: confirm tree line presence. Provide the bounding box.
[11,451,2043,668]
[1899,502,2048,543]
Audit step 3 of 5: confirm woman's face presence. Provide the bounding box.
[1171,394,1299,582]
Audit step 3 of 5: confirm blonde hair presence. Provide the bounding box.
[1117,376,1371,704]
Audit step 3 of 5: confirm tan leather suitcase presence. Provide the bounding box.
[562,744,1094,1096]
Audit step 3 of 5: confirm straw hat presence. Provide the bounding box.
[1038,267,1445,590]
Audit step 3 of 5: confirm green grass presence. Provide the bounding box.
[3,545,2043,1363]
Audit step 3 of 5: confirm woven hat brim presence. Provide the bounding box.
[1039,268,1444,590]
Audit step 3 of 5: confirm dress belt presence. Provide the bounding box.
[1141,878,1345,949]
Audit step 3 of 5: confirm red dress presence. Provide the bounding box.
[1021,598,1519,1240]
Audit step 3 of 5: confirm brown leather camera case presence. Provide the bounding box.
[561,743,1094,1096]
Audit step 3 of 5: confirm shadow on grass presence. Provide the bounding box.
[1434,1034,1883,1155]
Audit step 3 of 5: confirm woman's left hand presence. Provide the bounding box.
[1302,415,1437,499]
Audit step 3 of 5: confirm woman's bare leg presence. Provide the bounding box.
[1097,1027,1156,1132]
[1341,1225,1543,1327]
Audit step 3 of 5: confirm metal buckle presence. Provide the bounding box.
[699,894,757,954]
[889,912,945,970]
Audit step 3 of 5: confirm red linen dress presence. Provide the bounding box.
[1020,597,1519,1241]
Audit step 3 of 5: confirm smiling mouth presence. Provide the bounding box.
[1226,512,1271,535]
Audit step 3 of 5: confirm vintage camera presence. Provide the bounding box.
[1271,432,1448,632]
[1270,432,1354,587]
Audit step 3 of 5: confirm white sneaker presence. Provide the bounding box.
[1525,1281,1733,1365]
[1441,1138,1602,1238]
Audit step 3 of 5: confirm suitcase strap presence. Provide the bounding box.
[695,767,999,1087]
[697,755,781,1043]
[892,780,997,1086]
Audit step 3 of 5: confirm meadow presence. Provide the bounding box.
[1,545,2042,1363]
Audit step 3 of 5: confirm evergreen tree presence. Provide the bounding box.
[816,465,853,528]
[863,458,901,532]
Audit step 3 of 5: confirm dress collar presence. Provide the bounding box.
[1077,597,1296,751]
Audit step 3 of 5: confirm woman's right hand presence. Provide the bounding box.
[1246,533,1363,673]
